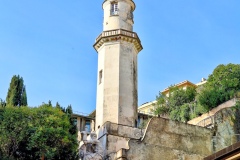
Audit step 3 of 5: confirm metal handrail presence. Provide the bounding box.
[196,116,214,127]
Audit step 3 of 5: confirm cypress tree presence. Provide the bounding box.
[6,75,28,106]
[48,100,52,107]
[55,102,65,112]
[66,105,77,135]
[56,102,61,109]
[21,86,27,106]
[0,98,6,107]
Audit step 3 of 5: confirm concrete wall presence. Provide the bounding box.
[126,117,213,160]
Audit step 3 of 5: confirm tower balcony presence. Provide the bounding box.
[93,29,143,52]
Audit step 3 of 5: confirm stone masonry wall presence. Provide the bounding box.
[212,107,240,152]
[126,117,213,160]
[97,122,144,159]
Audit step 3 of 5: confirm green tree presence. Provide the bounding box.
[155,86,197,122]
[65,105,77,135]
[21,87,27,106]
[0,106,34,159]
[0,98,6,107]
[6,75,27,106]
[154,92,169,117]
[198,63,240,110]
[56,102,61,109]
[0,104,78,160]
[48,100,52,107]
[168,87,188,109]
[185,86,197,103]
[55,102,65,112]
[53,103,78,160]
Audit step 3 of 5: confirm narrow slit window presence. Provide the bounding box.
[110,3,118,16]
[99,70,103,84]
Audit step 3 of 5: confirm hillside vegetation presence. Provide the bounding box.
[155,63,240,122]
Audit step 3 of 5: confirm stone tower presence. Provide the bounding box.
[94,0,142,130]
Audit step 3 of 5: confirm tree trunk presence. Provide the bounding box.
[41,154,44,160]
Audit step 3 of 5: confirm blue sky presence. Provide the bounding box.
[0,0,239,114]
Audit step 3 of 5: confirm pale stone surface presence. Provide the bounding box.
[103,0,135,31]
[95,41,139,129]
[115,139,129,151]
[115,149,127,160]
[79,132,104,160]
[126,118,213,160]
[95,122,143,159]
[95,0,141,130]
[103,122,143,139]
[107,135,129,155]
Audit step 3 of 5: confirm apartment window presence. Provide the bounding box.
[99,70,103,84]
[110,3,118,16]
[85,120,91,132]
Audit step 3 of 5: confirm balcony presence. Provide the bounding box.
[95,29,138,42]
[94,29,142,52]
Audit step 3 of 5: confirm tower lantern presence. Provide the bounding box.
[94,0,142,130]
[102,0,135,31]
